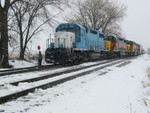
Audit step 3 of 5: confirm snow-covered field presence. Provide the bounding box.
[0,54,150,113]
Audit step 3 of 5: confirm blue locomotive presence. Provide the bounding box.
[45,23,105,63]
[45,23,143,64]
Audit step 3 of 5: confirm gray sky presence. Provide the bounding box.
[37,0,150,52]
[121,0,150,49]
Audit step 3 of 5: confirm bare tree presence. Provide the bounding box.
[65,0,126,37]
[9,0,68,60]
[0,0,22,68]
[101,0,126,36]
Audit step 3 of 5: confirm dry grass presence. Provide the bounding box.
[142,98,150,106]
[141,67,150,108]
[142,81,150,88]
[147,68,150,78]
[141,68,150,88]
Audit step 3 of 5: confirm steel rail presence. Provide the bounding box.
[0,58,128,104]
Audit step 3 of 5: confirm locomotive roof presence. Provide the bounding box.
[56,23,103,34]
[56,23,86,31]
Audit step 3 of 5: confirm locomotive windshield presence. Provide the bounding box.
[105,36,117,43]
[56,24,80,35]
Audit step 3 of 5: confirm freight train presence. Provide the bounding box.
[45,23,143,64]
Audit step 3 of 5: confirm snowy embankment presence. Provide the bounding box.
[0,54,150,113]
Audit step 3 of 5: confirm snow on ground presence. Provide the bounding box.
[0,54,150,113]
[0,60,122,97]
[0,59,47,70]
[9,60,37,68]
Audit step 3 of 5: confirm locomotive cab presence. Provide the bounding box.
[104,36,117,51]
[45,23,83,63]
[45,31,76,63]
[54,32,75,49]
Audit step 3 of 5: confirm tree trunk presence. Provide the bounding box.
[20,45,25,60]
[19,21,25,60]
[0,5,10,68]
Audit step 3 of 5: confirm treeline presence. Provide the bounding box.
[0,0,126,68]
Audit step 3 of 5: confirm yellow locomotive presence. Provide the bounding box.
[104,36,142,57]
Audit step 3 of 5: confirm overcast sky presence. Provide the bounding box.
[121,0,150,50]
[35,0,150,52]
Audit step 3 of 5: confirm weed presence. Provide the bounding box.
[141,67,150,108]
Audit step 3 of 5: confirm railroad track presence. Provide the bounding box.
[0,59,112,86]
[0,60,105,76]
[0,64,62,76]
[0,58,130,104]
